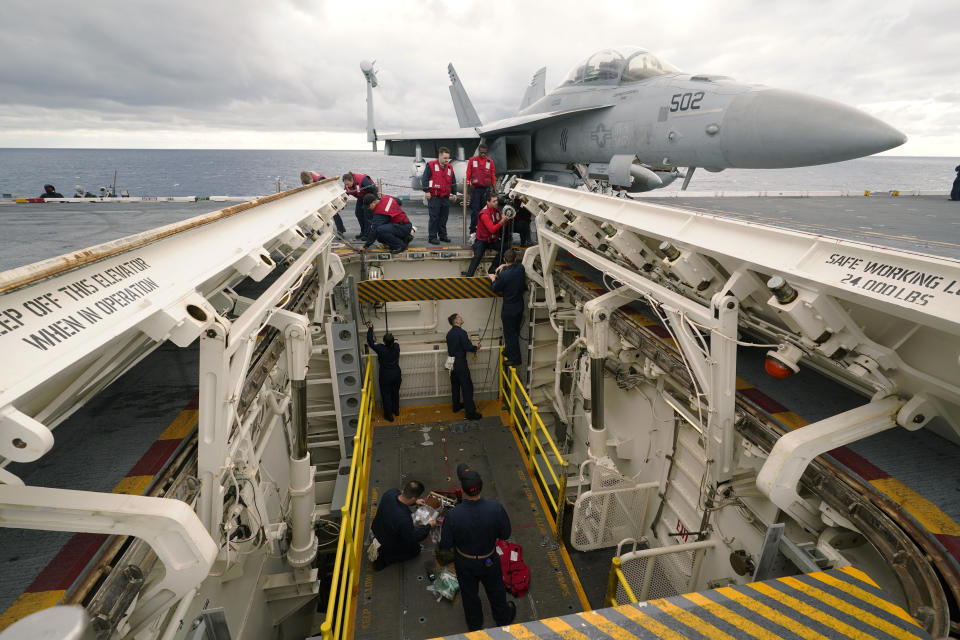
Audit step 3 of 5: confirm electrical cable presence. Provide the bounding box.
[682,314,783,348]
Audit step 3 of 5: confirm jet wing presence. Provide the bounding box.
[479,104,613,135]
[379,127,480,158]
[378,105,612,157]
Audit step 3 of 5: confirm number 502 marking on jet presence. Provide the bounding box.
[362,47,905,192]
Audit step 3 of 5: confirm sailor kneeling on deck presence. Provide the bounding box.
[363,193,413,254]
[370,480,435,571]
[439,464,516,631]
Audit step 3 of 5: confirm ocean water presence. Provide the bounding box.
[1,148,958,198]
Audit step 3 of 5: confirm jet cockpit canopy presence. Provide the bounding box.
[559,47,680,86]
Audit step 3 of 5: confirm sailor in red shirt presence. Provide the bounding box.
[465,143,495,235]
[300,170,325,183]
[342,172,380,240]
[362,193,413,254]
[465,192,509,276]
[301,170,345,233]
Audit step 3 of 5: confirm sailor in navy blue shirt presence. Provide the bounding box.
[440,463,515,631]
[446,313,481,420]
[370,480,433,570]
[489,249,526,367]
[366,322,402,421]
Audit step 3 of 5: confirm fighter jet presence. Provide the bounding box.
[367,47,906,192]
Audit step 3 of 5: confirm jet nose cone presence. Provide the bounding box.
[720,88,906,168]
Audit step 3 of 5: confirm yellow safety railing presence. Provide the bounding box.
[604,556,638,607]
[321,355,375,640]
[498,348,569,538]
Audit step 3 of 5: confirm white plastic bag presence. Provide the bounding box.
[444,356,455,371]
[367,536,381,562]
[426,567,459,602]
[413,505,438,527]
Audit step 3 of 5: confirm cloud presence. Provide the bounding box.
[0,0,956,154]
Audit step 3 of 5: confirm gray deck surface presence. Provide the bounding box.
[357,416,584,640]
[0,199,472,273]
[657,194,960,260]
[0,341,199,614]
[3,194,957,275]
[0,201,232,272]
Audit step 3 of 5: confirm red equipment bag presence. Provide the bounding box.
[495,539,530,597]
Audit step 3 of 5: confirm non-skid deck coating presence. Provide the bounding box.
[435,566,930,640]
[4,194,957,275]
[0,342,200,630]
[657,195,960,261]
[0,199,470,273]
[357,409,586,640]
[0,201,230,271]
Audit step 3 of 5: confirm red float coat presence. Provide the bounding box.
[346,173,373,200]
[466,155,495,187]
[426,161,454,196]
[475,205,504,242]
[372,196,410,224]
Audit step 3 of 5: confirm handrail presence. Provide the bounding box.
[321,355,375,640]
[498,349,569,538]
[605,539,718,607]
[605,557,638,607]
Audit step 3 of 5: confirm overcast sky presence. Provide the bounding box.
[1,0,956,155]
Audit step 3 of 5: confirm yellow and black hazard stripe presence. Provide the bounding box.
[358,277,498,304]
[436,566,928,640]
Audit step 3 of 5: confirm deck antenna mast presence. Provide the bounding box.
[360,60,379,152]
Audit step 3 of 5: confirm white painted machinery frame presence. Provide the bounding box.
[0,180,349,638]
[513,179,959,630]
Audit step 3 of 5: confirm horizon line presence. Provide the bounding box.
[0,148,954,159]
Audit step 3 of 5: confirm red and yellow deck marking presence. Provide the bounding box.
[732,377,960,565]
[0,533,108,631]
[0,397,199,631]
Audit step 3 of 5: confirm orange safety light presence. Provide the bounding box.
[765,355,795,379]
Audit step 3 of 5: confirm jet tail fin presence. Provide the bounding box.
[447,64,482,128]
[518,67,546,111]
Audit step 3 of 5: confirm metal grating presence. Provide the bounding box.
[617,554,683,602]
[617,540,716,602]
[380,347,501,402]
[571,463,658,551]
